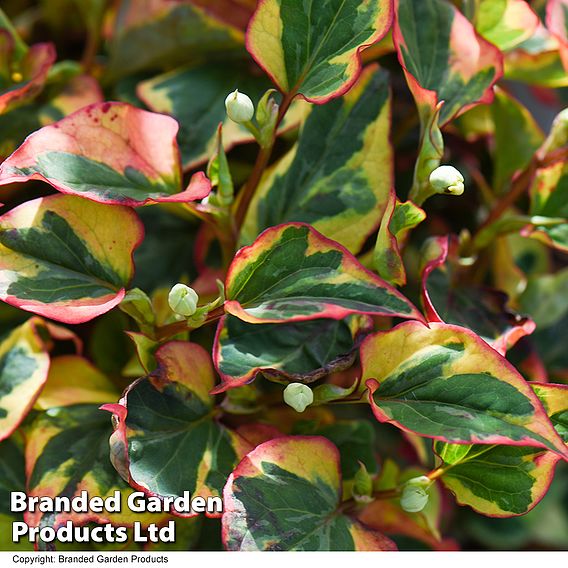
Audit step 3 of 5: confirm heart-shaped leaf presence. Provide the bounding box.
[246,0,392,103]
[394,0,503,125]
[0,102,211,206]
[222,436,396,550]
[0,193,143,323]
[361,321,568,459]
[225,223,423,324]
[241,65,392,254]
[103,341,250,512]
[434,383,568,517]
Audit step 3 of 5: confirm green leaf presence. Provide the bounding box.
[107,1,244,78]
[241,65,392,254]
[25,404,169,537]
[119,288,156,334]
[0,193,143,324]
[474,0,539,52]
[0,17,56,115]
[222,436,396,550]
[0,318,50,441]
[138,61,304,169]
[420,236,535,354]
[104,341,250,507]
[434,383,568,517]
[225,223,423,324]
[0,436,32,550]
[547,0,568,71]
[504,27,568,87]
[374,190,425,286]
[361,321,568,459]
[246,0,392,103]
[519,269,568,380]
[213,315,364,393]
[314,420,379,480]
[527,161,568,252]
[394,0,502,125]
[0,102,211,206]
[490,88,544,195]
[435,443,559,517]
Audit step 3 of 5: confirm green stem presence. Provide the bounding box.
[233,91,295,231]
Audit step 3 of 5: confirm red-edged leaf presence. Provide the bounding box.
[224,223,424,324]
[222,436,396,550]
[103,341,251,516]
[0,41,56,114]
[0,102,211,206]
[394,0,503,125]
[361,321,568,459]
[0,194,143,324]
[246,0,393,104]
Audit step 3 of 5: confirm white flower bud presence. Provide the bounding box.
[225,89,254,123]
[429,165,465,196]
[400,476,430,513]
[400,485,429,513]
[283,383,314,413]
[168,283,199,317]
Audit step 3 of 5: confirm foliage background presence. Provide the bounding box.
[0,0,567,552]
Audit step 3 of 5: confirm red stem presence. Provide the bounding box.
[155,305,225,341]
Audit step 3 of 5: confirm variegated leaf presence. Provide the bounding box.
[103,341,250,512]
[241,65,392,254]
[222,436,396,550]
[247,0,392,103]
[361,321,568,459]
[0,102,210,206]
[225,223,423,324]
[0,194,143,323]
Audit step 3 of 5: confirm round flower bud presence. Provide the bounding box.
[225,89,254,123]
[283,383,314,413]
[168,283,199,317]
[400,484,429,513]
[429,165,465,196]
